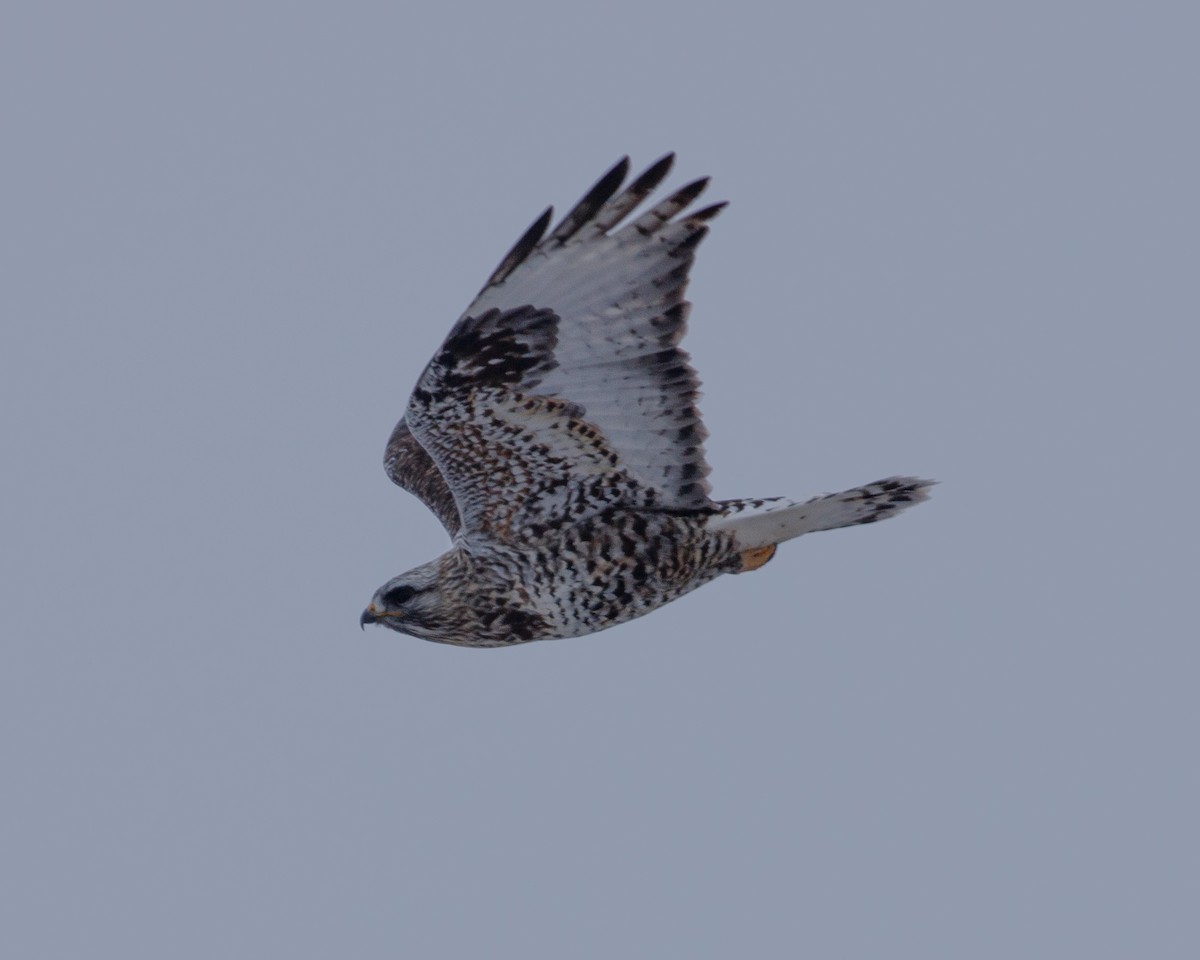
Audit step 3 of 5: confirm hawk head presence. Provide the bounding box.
[360,560,447,641]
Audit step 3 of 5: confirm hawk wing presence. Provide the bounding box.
[387,155,723,543]
[384,419,462,536]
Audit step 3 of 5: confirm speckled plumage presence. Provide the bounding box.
[362,156,933,647]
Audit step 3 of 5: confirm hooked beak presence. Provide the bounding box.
[360,605,380,630]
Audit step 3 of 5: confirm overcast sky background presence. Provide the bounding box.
[3,2,1197,957]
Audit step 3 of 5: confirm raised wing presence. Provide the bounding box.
[391,155,724,542]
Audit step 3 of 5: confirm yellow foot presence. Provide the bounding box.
[739,544,777,572]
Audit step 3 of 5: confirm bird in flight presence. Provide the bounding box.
[362,155,932,647]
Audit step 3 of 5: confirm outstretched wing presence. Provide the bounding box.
[391,155,723,542]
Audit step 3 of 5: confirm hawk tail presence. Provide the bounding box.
[710,476,935,555]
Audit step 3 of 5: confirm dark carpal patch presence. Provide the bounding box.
[436,306,561,390]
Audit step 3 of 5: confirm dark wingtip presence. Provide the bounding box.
[687,201,728,223]
[482,205,553,290]
[549,156,631,243]
[672,177,710,208]
[592,153,678,232]
[639,152,676,186]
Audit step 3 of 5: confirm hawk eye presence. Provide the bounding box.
[382,584,416,606]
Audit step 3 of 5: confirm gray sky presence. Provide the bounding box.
[3,2,1197,957]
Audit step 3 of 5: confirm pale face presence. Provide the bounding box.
[360,561,446,640]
